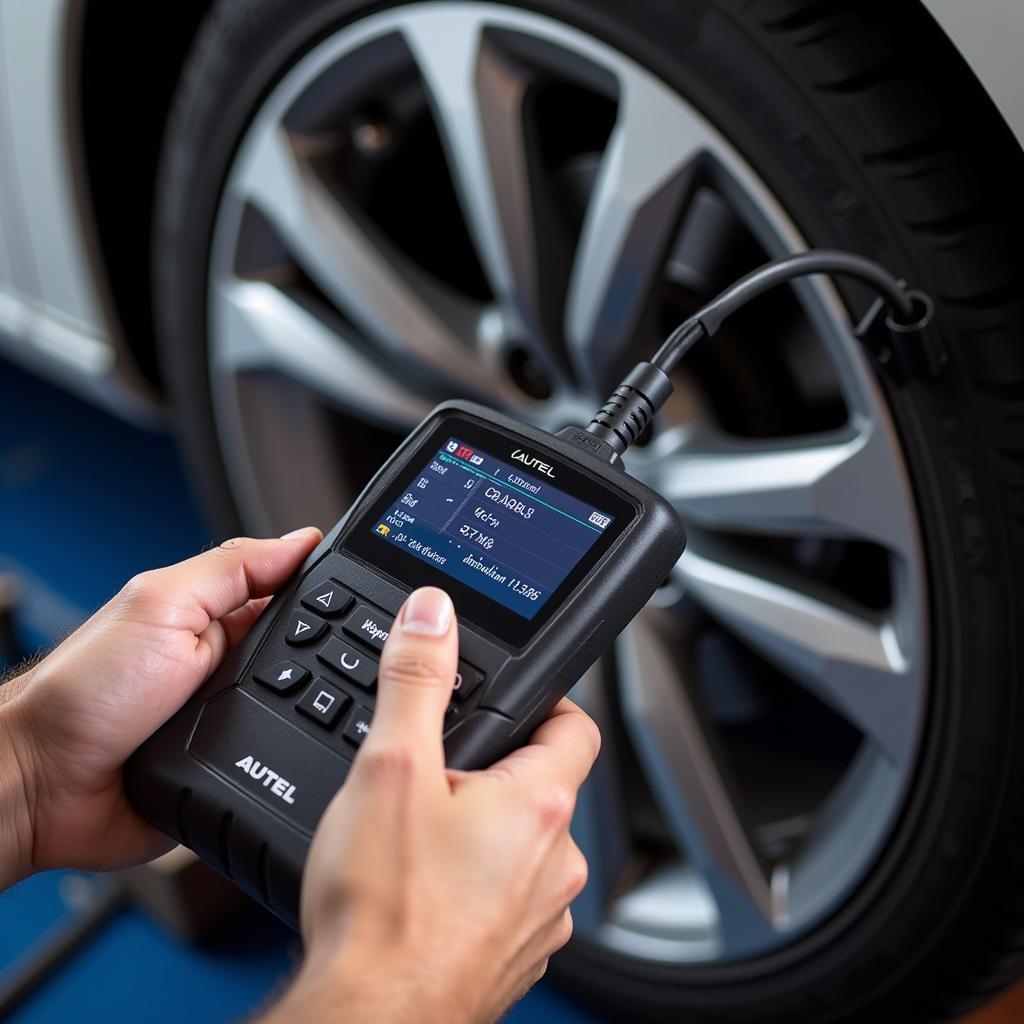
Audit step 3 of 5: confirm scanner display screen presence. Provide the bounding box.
[367,438,616,619]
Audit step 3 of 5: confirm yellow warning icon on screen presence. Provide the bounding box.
[375,524,391,537]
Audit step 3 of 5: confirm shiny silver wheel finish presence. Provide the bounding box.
[207,3,927,966]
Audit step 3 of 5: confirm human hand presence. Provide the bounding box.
[263,587,600,1024]
[0,528,322,885]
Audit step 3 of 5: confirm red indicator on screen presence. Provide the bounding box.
[455,445,475,460]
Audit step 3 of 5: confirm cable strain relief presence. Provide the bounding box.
[855,289,945,382]
[586,362,674,455]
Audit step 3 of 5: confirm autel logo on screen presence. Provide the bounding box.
[510,448,555,478]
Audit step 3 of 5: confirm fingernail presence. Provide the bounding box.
[400,588,453,636]
[280,526,322,541]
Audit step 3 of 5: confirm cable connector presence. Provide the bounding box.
[586,362,673,457]
[580,248,935,457]
[855,289,944,383]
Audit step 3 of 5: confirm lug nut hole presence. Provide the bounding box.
[506,346,553,401]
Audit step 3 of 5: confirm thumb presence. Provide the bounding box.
[365,588,457,778]
[118,527,323,634]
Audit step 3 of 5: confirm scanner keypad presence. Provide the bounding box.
[247,579,485,761]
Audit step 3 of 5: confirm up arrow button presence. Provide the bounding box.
[301,580,354,619]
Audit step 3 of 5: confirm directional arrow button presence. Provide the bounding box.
[301,581,354,619]
[253,660,310,694]
[285,610,328,646]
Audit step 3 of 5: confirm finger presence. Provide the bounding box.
[523,907,575,961]
[553,837,589,908]
[123,528,322,633]
[521,849,583,956]
[549,907,575,956]
[218,596,273,650]
[361,588,457,779]
[488,699,601,794]
[199,596,273,666]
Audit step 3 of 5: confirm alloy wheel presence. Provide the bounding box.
[206,2,927,965]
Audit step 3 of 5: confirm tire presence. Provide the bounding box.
[152,1,1024,1021]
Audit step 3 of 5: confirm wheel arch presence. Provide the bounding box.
[919,0,1024,154]
[72,0,216,393]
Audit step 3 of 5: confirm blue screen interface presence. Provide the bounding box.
[369,438,616,619]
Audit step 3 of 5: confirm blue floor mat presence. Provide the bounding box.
[0,358,602,1023]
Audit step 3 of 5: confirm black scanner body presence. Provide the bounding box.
[125,401,686,928]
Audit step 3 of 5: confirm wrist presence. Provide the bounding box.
[263,945,471,1024]
[0,670,39,888]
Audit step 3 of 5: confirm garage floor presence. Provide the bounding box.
[1,355,1021,1023]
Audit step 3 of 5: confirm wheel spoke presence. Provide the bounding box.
[214,374,352,537]
[211,277,430,429]
[568,665,634,935]
[403,13,565,349]
[565,71,709,389]
[617,616,785,958]
[231,125,514,401]
[642,423,917,556]
[677,542,921,761]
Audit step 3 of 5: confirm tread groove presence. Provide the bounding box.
[906,209,990,237]
[942,285,1021,311]
[762,1,849,34]
[863,132,950,167]
[814,62,905,95]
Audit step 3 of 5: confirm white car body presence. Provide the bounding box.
[0,0,1020,421]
